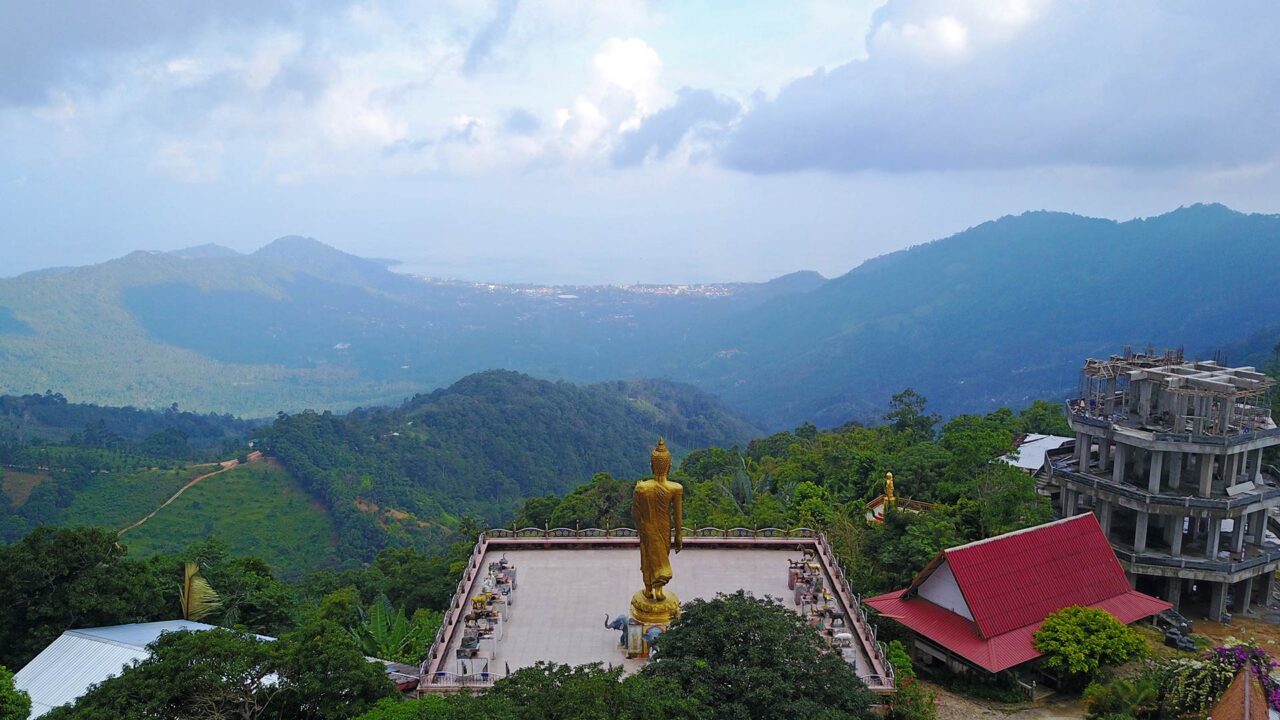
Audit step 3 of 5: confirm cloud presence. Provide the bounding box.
[720,0,1280,174]
[554,37,671,159]
[611,88,739,167]
[0,1,338,106]
[462,0,520,77]
[149,140,224,183]
[503,108,541,136]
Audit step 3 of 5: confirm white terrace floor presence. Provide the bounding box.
[443,546,875,677]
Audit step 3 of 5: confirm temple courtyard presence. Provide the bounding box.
[422,534,891,694]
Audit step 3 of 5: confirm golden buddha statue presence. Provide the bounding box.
[885,471,896,510]
[630,438,683,625]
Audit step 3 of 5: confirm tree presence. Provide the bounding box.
[43,628,277,720]
[352,663,699,720]
[1018,400,1072,436]
[0,665,31,720]
[45,622,394,720]
[270,619,397,720]
[884,390,940,440]
[1033,607,1145,685]
[0,526,169,669]
[643,591,877,720]
[488,663,703,720]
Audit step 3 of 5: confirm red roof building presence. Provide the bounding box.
[865,513,1170,674]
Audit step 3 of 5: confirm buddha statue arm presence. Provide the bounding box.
[673,484,684,553]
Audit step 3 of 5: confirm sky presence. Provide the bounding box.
[2,0,1279,284]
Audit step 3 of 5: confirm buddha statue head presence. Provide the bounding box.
[651,438,672,480]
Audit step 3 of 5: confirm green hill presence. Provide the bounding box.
[118,462,338,579]
[258,370,761,561]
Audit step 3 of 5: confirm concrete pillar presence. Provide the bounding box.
[1135,512,1150,553]
[1063,489,1077,516]
[1261,571,1276,609]
[1113,444,1128,484]
[1168,451,1183,490]
[1199,453,1215,497]
[1105,377,1117,416]
[1207,518,1222,559]
[1232,517,1247,554]
[1099,437,1111,472]
[1139,381,1153,422]
[1174,393,1188,430]
[1097,501,1113,536]
[1075,432,1091,468]
[1210,581,1228,622]
[1171,517,1184,555]
[1225,452,1241,486]
[1239,577,1255,615]
[1253,511,1267,545]
[1167,577,1183,610]
[1255,449,1265,482]
[1149,451,1164,493]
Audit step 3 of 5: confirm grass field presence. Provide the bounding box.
[59,465,211,531]
[1,469,48,507]
[120,462,338,578]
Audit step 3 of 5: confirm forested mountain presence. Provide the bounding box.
[682,204,1280,426]
[257,370,760,561]
[0,392,252,448]
[0,372,757,564]
[1,204,1278,428]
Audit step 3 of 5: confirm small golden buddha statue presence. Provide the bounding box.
[630,438,683,625]
[885,471,896,510]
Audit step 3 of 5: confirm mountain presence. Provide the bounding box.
[2,205,1279,428]
[682,204,1280,426]
[0,236,824,418]
[168,244,241,259]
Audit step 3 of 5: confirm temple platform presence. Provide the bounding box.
[421,531,893,696]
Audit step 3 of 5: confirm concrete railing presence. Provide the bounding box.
[1112,545,1280,574]
[1053,464,1280,511]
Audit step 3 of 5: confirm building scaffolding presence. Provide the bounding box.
[1074,347,1273,436]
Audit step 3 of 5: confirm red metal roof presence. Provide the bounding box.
[866,513,1170,673]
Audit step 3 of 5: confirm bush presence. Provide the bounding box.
[1033,607,1145,685]
[1082,676,1158,720]
[884,640,936,720]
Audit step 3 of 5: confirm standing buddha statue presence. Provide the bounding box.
[630,438,683,625]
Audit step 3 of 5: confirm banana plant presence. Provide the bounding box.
[347,594,426,664]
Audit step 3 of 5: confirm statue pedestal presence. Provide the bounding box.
[630,589,679,625]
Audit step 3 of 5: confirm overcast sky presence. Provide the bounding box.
[2,0,1278,284]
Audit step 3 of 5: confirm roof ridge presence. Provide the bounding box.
[945,513,1092,555]
[63,630,152,652]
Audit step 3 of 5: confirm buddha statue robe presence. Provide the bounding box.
[633,439,683,601]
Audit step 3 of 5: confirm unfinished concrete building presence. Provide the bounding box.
[1050,350,1280,622]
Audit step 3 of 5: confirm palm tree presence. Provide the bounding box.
[179,562,221,622]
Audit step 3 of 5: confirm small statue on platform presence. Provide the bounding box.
[630,438,684,625]
[885,471,896,511]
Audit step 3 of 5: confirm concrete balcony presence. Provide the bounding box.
[1108,538,1280,583]
[1052,460,1280,518]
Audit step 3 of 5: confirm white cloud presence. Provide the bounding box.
[150,140,225,183]
[722,0,1280,174]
